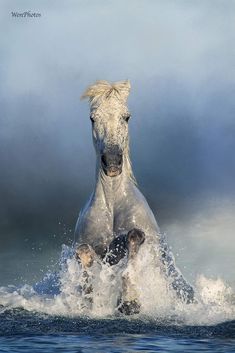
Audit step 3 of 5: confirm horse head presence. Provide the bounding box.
[81,80,131,177]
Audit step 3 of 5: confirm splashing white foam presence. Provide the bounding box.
[0,243,234,325]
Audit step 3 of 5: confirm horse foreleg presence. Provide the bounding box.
[118,228,145,315]
[75,243,97,307]
[103,228,145,314]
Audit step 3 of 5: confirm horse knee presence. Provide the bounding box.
[75,243,96,269]
[127,228,145,259]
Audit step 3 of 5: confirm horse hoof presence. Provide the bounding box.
[75,243,95,268]
[127,228,145,258]
[118,300,141,315]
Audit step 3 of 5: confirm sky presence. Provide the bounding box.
[0,0,235,286]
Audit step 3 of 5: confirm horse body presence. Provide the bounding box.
[75,152,160,250]
[74,80,195,310]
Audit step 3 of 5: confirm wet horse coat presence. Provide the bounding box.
[75,80,194,307]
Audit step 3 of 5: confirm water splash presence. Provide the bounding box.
[0,243,234,326]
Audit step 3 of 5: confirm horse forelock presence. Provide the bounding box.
[81,80,131,109]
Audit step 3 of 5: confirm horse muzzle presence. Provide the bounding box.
[101,151,123,177]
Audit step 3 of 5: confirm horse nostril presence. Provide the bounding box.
[101,154,108,167]
[117,154,123,166]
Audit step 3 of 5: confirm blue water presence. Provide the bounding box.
[0,309,235,353]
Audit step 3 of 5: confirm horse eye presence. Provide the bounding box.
[124,114,131,122]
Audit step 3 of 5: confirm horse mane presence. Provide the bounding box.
[125,144,137,185]
[81,80,131,107]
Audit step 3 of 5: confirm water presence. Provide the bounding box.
[0,310,235,352]
[0,244,235,352]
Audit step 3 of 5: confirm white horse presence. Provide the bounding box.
[74,80,194,314]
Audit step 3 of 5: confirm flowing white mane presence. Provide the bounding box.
[81,80,131,108]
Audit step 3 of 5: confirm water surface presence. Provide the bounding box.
[0,309,235,353]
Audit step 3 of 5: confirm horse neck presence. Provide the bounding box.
[94,147,135,209]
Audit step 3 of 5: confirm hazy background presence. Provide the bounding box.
[0,0,235,287]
